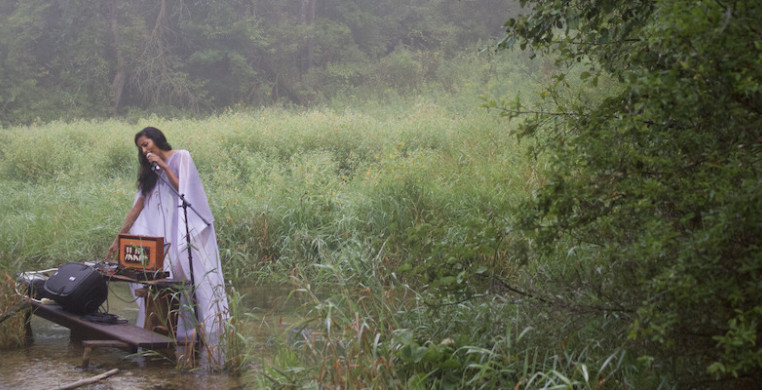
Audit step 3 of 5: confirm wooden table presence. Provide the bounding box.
[30,299,178,350]
[30,299,184,368]
[29,275,188,368]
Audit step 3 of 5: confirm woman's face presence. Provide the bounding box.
[136,135,159,156]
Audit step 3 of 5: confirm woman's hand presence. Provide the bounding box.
[106,237,119,260]
[107,197,145,260]
[146,152,168,171]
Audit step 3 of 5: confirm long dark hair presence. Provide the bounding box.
[135,127,172,196]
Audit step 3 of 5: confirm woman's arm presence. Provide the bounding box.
[164,166,179,191]
[106,196,145,260]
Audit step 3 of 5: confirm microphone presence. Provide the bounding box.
[146,153,160,172]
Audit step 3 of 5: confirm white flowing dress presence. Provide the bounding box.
[128,150,229,366]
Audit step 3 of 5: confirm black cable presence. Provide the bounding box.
[83,312,128,325]
[83,276,130,325]
[106,277,139,304]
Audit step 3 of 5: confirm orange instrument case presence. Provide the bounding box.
[117,234,168,271]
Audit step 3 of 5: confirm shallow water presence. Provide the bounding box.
[0,282,299,389]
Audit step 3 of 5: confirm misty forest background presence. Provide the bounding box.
[1,0,761,389]
[0,0,515,124]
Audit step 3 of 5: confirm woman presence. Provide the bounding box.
[107,126,229,367]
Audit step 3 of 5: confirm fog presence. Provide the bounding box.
[0,0,523,124]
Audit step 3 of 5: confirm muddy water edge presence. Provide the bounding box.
[0,282,299,389]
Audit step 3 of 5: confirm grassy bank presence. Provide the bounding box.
[0,97,532,276]
[1,71,662,387]
[0,97,531,376]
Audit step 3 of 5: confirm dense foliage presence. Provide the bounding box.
[0,88,548,387]
[495,0,762,386]
[3,0,760,387]
[0,0,518,125]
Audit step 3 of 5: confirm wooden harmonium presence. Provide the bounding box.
[117,234,168,273]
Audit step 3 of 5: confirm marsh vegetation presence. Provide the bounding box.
[2,0,761,389]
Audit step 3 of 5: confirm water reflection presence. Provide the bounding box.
[0,282,299,389]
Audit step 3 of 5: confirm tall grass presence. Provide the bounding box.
[0,270,30,349]
[0,51,665,386]
[0,100,530,269]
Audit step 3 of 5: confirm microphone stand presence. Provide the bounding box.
[152,166,210,349]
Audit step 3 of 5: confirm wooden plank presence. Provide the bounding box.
[104,273,184,287]
[29,300,179,350]
[82,340,131,349]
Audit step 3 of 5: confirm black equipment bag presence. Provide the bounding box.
[44,262,108,314]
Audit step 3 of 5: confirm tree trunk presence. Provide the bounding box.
[106,0,126,115]
[299,0,316,74]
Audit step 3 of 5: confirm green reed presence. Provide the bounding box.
[0,270,30,350]
[0,98,544,383]
[0,66,659,386]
